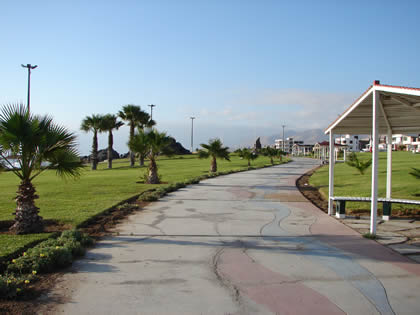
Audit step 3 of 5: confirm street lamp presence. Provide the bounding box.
[148,104,156,121]
[282,125,286,152]
[190,117,195,153]
[21,64,38,112]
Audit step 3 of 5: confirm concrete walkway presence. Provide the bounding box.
[40,158,420,314]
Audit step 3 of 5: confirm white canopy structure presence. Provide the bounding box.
[325,81,420,234]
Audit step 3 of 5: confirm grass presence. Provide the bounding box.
[310,151,420,213]
[0,154,283,258]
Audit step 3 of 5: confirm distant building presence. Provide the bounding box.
[392,134,420,152]
[335,135,360,152]
[291,144,314,156]
[274,137,303,153]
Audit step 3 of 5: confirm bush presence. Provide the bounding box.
[6,230,92,275]
[0,273,36,299]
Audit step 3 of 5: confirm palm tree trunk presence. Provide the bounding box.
[129,124,135,167]
[108,130,113,169]
[139,154,145,166]
[270,157,274,165]
[10,180,43,234]
[210,156,217,173]
[92,131,98,170]
[248,160,251,167]
[147,157,159,184]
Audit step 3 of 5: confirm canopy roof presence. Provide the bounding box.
[325,81,420,134]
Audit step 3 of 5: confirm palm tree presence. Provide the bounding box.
[136,112,156,166]
[118,105,151,167]
[81,114,103,170]
[129,129,171,184]
[346,152,372,175]
[262,146,277,165]
[0,104,83,234]
[276,149,286,162]
[197,138,230,172]
[99,114,124,169]
[237,148,258,167]
[410,168,420,179]
[128,129,149,169]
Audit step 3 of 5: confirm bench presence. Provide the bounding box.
[330,196,420,220]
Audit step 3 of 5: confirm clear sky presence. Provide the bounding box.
[1,0,420,155]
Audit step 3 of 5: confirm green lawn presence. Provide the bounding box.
[0,154,280,258]
[309,151,420,213]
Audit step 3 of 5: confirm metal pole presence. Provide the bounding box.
[282,125,286,153]
[190,117,195,153]
[21,64,37,112]
[148,104,156,121]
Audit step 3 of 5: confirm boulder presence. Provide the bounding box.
[96,149,120,162]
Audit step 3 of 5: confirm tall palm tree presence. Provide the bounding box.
[0,104,83,234]
[118,105,151,167]
[197,138,230,172]
[81,114,103,170]
[129,129,171,184]
[99,114,124,169]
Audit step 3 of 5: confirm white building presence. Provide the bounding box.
[335,134,360,152]
[274,137,303,153]
[392,134,420,152]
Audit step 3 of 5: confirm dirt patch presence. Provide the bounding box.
[296,166,328,213]
[0,220,72,235]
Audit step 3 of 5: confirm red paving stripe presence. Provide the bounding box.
[218,249,345,315]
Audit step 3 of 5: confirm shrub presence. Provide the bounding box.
[6,230,92,274]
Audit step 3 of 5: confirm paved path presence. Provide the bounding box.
[41,158,420,314]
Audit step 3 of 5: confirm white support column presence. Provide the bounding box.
[328,131,335,216]
[384,129,392,221]
[386,129,392,199]
[370,90,379,234]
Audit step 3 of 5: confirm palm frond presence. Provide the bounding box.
[197,149,210,159]
[410,167,420,180]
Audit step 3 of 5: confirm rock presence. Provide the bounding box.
[164,137,191,155]
[96,149,120,162]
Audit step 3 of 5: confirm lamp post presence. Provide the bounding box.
[21,64,38,112]
[148,104,156,120]
[190,117,195,153]
[282,125,286,153]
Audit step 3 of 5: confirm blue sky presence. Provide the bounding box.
[1,0,420,154]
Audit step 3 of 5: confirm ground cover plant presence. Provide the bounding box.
[309,151,420,214]
[0,154,284,258]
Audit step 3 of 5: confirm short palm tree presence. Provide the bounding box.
[81,114,103,170]
[118,105,151,167]
[237,148,258,167]
[346,152,372,175]
[262,146,277,165]
[198,138,230,172]
[409,168,420,179]
[99,114,124,169]
[136,112,156,166]
[276,149,286,162]
[0,104,83,234]
[128,129,149,169]
[129,129,171,184]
